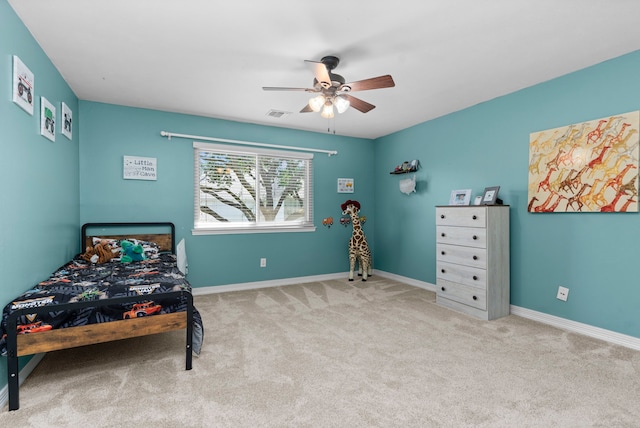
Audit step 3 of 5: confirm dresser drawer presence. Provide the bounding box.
[436,261,486,288]
[436,207,486,227]
[436,279,487,310]
[436,226,487,248]
[437,243,487,269]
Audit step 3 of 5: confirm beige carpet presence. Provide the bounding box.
[1,276,639,427]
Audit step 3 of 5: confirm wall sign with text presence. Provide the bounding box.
[123,156,157,181]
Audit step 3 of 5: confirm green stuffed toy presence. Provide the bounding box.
[120,240,146,263]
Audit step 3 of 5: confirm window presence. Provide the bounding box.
[193,142,314,234]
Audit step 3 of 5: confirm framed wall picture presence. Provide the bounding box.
[40,97,55,142]
[449,189,472,205]
[61,102,72,140]
[337,178,354,193]
[12,55,34,115]
[528,111,639,212]
[481,186,501,205]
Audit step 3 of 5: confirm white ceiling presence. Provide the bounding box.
[8,0,640,139]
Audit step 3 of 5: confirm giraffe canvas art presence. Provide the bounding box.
[528,111,639,212]
[341,199,372,281]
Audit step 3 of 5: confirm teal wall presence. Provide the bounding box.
[78,101,375,287]
[0,0,80,392]
[375,49,640,338]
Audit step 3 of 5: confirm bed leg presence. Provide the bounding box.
[186,293,193,371]
[7,318,20,411]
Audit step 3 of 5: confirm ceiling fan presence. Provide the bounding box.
[262,55,395,118]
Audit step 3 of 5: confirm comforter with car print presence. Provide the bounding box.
[0,253,203,356]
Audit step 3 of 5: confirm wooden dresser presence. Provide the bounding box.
[435,205,510,320]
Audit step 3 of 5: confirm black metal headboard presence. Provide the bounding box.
[81,222,176,253]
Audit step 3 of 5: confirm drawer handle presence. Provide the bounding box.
[472,295,478,301]
[441,251,446,255]
[440,214,445,219]
[472,235,478,240]
[473,255,478,260]
[473,275,478,281]
[441,233,446,237]
[472,215,477,220]
[441,287,446,292]
[441,269,446,274]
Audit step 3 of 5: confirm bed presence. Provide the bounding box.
[0,222,203,411]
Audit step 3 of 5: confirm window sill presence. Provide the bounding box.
[192,224,316,236]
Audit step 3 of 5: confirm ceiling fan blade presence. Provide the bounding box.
[300,104,314,113]
[342,94,375,113]
[304,60,331,87]
[343,75,395,92]
[262,86,316,92]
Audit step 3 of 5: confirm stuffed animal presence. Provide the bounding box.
[81,240,117,264]
[120,240,146,263]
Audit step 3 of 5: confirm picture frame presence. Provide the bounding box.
[337,178,354,193]
[61,102,72,140]
[474,196,483,205]
[12,55,34,115]
[449,189,472,205]
[528,111,638,213]
[123,156,157,181]
[481,186,501,205]
[40,97,55,142]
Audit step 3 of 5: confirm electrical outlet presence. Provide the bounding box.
[260,258,267,268]
[556,286,569,301]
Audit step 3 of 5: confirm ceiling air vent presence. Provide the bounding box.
[266,109,291,119]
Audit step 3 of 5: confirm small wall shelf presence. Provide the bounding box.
[390,159,419,174]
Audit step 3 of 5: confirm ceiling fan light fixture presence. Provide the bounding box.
[308,95,325,112]
[321,103,335,119]
[334,95,350,114]
[265,55,393,120]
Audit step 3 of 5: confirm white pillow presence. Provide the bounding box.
[176,238,188,275]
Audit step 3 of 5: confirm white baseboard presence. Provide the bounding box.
[372,270,437,292]
[191,272,348,295]
[0,353,45,410]
[372,270,640,352]
[509,305,640,351]
[191,270,437,296]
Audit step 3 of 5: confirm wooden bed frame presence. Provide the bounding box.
[5,222,193,411]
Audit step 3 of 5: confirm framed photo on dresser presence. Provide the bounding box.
[449,189,472,205]
[481,186,501,205]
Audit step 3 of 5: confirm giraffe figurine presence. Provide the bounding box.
[341,200,372,281]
